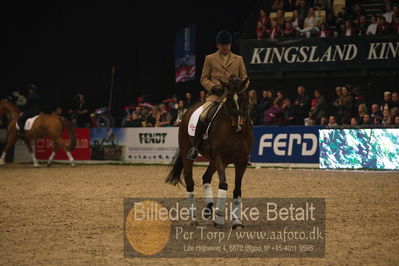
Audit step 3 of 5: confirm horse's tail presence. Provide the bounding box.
[59,117,77,151]
[165,151,184,186]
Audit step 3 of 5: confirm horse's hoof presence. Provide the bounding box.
[47,161,53,167]
[33,163,40,168]
[232,219,244,230]
[71,163,76,167]
[190,220,199,226]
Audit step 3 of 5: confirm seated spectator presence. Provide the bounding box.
[383,4,395,23]
[135,106,143,119]
[318,23,332,37]
[304,112,315,126]
[377,16,391,34]
[256,21,266,40]
[156,103,173,127]
[362,114,372,125]
[381,91,393,111]
[382,108,392,125]
[174,100,187,126]
[199,90,207,103]
[284,21,297,37]
[310,89,327,124]
[52,106,64,117]
[370,104,383,124]
[267,20,282,39]
[343,20,358,36]
[390,107,399,121]
[282,98,295,125]
[328,115,338,126]
[350,117,359,126]
[124,112,143,127]
[332,86,342,117]
[145,106,160,127]
[367,15,378,35]
[395,115,399,125]
[185,92,193,107]
[320,116,328,125]
[276,9,286,28]
[357,15,369,35]
[357,104,368,120]
[391,92,399,109]
[296,8,319,37]
[291,10,302,29]
[272,0,285,11]
[262,99,285,126]
[394,5,399,17]
[248,89,258,125]
[258,9,271,29]
[276,90,287,102]
[391,16,399,33]
[257,89,274,124]
[293,85,310,125]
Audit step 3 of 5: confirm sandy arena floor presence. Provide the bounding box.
[0,164,398,265]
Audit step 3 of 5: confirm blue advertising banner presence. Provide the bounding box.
[251,126,323,164]
[175,25,196,83]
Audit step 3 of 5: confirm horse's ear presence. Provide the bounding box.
[218,79,229,88]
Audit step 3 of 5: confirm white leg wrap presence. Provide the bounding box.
[215,189,227,217]
[49,152,56,161]
[31,153,39,167]
[203,183,213,205]
[187,192,196,220]
[66,151,74,162]
[231,197,241,221]
[1,151,6,160]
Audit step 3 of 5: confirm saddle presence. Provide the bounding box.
[188,102,224,139]
[16,115,39,131]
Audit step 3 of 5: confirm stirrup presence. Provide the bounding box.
[187,147,198,160]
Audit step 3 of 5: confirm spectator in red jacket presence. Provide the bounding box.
[377,16,391,34]
[343,20,358,36]
[256,21,266,40]
[284,21,297,38]
[258,9,271,29]
[391,16,399,33]
[267,20,282,39]
[318,23,332,37]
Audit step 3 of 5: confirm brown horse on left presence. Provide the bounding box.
[0,101,76,167]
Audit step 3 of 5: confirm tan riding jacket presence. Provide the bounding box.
[200,51,248,102]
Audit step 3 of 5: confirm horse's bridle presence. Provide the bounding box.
[224,87,249,132]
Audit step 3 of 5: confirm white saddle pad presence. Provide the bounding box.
[16,115,39,131]
[188,106,203,136]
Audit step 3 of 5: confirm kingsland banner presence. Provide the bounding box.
[239,35,399,72]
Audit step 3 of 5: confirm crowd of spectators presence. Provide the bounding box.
[110,85,399,128]
[255,0,399,40]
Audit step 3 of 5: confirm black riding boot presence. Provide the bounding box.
[187,120,206,160]
[18,119,26,139]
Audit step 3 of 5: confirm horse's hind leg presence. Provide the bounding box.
[202,161,216,220]
[54,137,75,166]
[25,139,39,168]
[231,161,248,230]
[214,156,228,229]
[47,141,59,167]
[183,158,197,225]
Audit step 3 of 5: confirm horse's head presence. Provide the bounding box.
[219,75,249,131]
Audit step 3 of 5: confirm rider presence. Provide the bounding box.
[18,84,40,139]
[187,30,248,160]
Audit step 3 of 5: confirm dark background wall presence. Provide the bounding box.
[3,2,254,116]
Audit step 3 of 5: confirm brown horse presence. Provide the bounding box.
[166,76,253,229]
[0,101,76,167]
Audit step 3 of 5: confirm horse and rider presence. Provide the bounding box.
[0,85,76,167]
[166,30,253,229]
